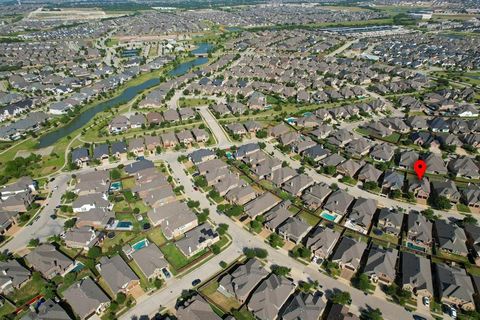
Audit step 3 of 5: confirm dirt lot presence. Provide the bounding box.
[27,8,125,21]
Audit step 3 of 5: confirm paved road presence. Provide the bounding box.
[327,39,358,57]
[198,106,231,148]
[2,175,68,253]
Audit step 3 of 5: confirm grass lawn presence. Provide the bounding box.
[436,250,469,263]
[200,281,241,313]
[7,275,45,305]
[146,228,167,247]
[113,200,131,213]
[128,260,151,290]
[122,177,136,190]
[97,277,115,298]
[232,307,256,320]
[160,243,190,270]
[102,231,134,253]
[0,299,15,317]
[105,38,118,47]
[133,200,150,214]
[178,97,214,108]
[58,245,81,260]
[456,203,471,213]
[369,227,400,245]
[298,211,320,227]
[161,242,209,272]
[467,266,480,277]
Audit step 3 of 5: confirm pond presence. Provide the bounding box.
[37,43,213,148]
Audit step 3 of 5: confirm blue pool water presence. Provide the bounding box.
[406,242,426,252]
[321,211,337,221]
[117,221,133,228]
[70,262,84,273]
[303,112,313,117]
[132,238,149,251]
[110,181,122,192]
[285,117,296,123]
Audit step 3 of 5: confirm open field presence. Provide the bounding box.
[26,8,125,21]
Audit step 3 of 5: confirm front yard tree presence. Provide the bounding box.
[331,291,351,305]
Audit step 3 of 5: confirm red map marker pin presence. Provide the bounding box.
[414,160,427,180]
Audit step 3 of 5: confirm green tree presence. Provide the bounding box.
[116,292,126,304]
[216,223,229,235]
[153,278,163,289]
[429,194,451,210]
[211,244,221,254]
[462,214,478,226]
[271,265,291,277]
[88,246,102,259]
[256,130,267,139]
[268,233,285,248]
[361,308,383,320]
[28,238,40,247]
[331,291,351,305]
[352,273,372,293]
[64,218,76,229]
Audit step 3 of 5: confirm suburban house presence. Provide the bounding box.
[323,189,355,216]
[188,149,216,164]
[280,291,326,320]
[433,220,468,256]
[325,304,359,320]
[305,226,341,264]
[175,223,220,257]
[277,216,311,244]
[281,174,314,196]
[72,193,112,213]
[301,183,332,210]
[64,226,99,250]
[406,211,433,251]
[130,244,168,280]
[376,208,404,237]
[331,236,367,277]
[71,147,90,167]
[343,198,377,235]
[401,252,434,298]
[245,192,281,219]
[247,273,296,320]
[408,177,431,204]
[464,224,480,266]
[218,259,269,303]
[434,263,475,310]
[263,201,292,232]
[176,294,222,320]
[0,259,31,294]
[147,201,198,239]
[97,255,140,294]
[364,245,398,285]
[25,244,74,279]
[63,277,110,320]
[225,185,257,206]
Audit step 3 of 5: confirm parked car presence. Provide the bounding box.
[422,296,430,307]
[192,279,201,286]
[162,268,171,279]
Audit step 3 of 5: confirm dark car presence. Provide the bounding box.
[192,279,201,286]
[162,268,171,279]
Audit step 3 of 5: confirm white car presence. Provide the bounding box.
[422,296,430,307]
[450,306,457,319]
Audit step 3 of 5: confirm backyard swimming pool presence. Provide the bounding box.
[321,211,337,222]
[406,242,426,252]
[132,238,149,251]
[116,221,133,231]
[110,181,122,192]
